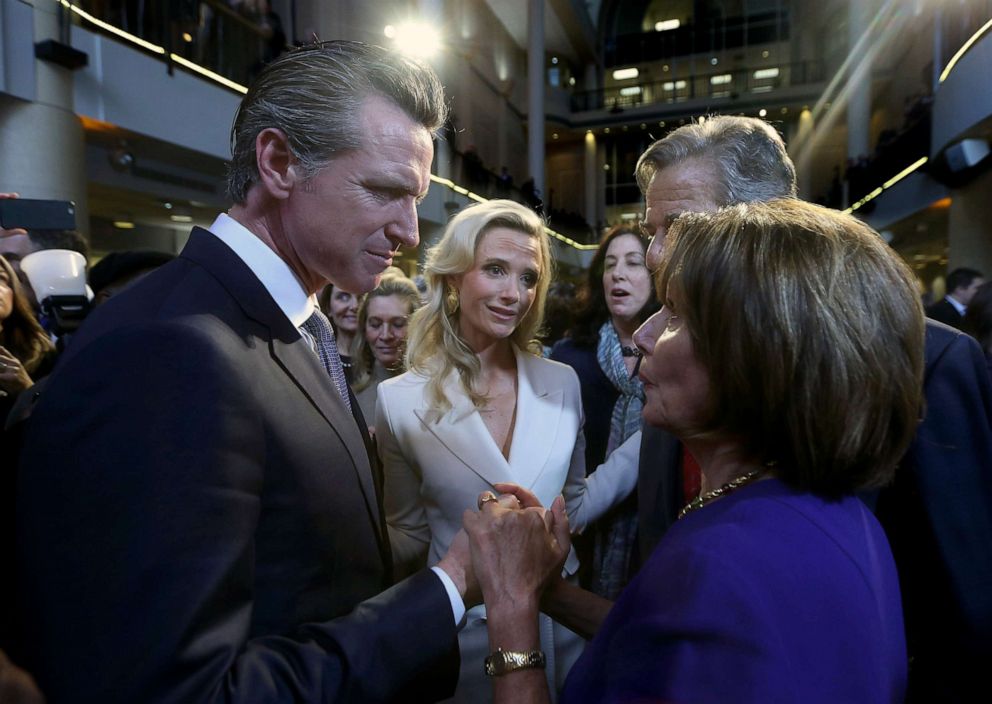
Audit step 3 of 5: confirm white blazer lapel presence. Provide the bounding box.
[508,347,563,488]
[413,373,512,488]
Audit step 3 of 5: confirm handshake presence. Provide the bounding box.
[437,483,571,615]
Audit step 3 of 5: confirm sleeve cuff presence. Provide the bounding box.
[430,565,467,628]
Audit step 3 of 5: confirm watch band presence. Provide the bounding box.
[484,648,547,677]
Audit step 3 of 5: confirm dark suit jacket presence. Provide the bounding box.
[565,480,907,704]
[15,229,457,703]
[876,320,992,700]
[637,319,992,701]
[926,297,965,329]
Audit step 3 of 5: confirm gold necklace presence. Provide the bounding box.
[677,469,765,519]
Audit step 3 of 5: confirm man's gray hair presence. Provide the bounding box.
[227,41,448,203]
[635,116,797,205]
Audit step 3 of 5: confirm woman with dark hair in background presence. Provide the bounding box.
[550,226,658,597]
[0,254,54,421]
[318,283,362,381]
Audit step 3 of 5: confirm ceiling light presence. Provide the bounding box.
[710,74,732,85]
[753,67,780,80]
[390,21,441,59]
[612,67,639,81]
[113,220,135,229]
[655,19,680,32]
[170,215,193,223]
[620,86,642,96]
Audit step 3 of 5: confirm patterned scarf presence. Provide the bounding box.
[596,321,644,454]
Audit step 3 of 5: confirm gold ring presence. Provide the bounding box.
[477,492,498,510]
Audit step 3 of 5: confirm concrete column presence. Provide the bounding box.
[0,2,88,235]
[527,0,545,200]
[584,130,597,228]
[948,168,992,275]
[847,0,871,160]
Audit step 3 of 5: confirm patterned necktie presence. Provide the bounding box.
[300,308,352,412]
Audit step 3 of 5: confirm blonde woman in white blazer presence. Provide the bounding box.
[375,200,639,703]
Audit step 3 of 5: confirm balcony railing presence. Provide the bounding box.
[572,60,825,113]
[67,0,289,89]
[606,10,790,68]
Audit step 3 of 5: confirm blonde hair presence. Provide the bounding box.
[350,271,420,392]
[405,199,551,415]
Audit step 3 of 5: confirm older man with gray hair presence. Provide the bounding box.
[633,115,797,561]
[16,41,474,703]
[633,115,992,703]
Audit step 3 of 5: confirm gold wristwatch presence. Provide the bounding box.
[484,648,547,676]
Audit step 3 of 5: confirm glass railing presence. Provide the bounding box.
[67,0,290,89]
[572,60,825,113]
[938,0,992,73]
[606,10,790,67]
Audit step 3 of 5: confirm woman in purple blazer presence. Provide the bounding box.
[468,199,924,704]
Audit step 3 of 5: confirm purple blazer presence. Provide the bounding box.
[561,479,907,704]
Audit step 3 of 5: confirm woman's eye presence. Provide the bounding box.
[521,273,538,287]
[486,265,504,276]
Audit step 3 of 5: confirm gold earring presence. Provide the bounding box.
[445,288,460,315]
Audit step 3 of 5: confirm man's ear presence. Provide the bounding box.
[255,128,297,199]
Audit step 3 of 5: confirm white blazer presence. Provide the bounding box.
[375,345,638,575]
[376,346,640,702]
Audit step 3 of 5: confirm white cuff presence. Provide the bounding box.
[430,565,467,628]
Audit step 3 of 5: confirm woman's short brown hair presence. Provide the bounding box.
[656,199,925,496]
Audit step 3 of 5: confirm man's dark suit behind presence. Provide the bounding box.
[926,297,965,329]
[15,230,456,703]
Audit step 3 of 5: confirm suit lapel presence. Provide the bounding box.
[508,348,563,489]
[269,337,382,526]
[414,373,512,488]
[179,229,384,539]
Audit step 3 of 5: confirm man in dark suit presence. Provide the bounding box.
[926,267,984,329]
[635,116,992,703]
[15,42,474,703]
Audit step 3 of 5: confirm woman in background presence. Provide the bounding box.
[376,200,636,702]
[550,226,658,597]
[318,283,361,380]
[0,254,54,420]
[351,273,420,427]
